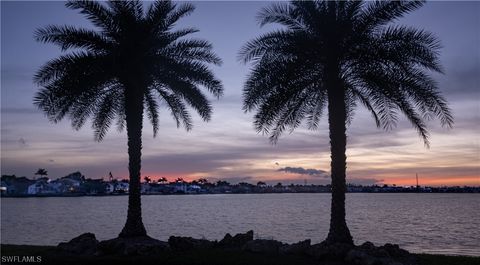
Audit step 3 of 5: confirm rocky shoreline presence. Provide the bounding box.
[56,231,416,265]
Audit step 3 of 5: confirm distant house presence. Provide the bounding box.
[27,182,43,195]
[173,183,187,193]
[187,184,201,194]
[0,181,12,195]
[141,183,151,193]
[62,172,85,182]
[105,183,115,194]
[82,179,106,194]
[104,181,129,194]
[47,172,85,193]
[148,183,173,194]
[1,176,34,195]
[115,182,129,193]
[48,180,65,193]
[27,179,56,195]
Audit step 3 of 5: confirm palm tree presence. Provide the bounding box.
[34,168,48,178]
[144,176,151,184]
[158,177,168,184]
[175,177,185,183]
[197,178,209,185]
[240,0,452,245]
[34,0,223,238]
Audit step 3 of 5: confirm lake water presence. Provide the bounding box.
[1,193,479,256]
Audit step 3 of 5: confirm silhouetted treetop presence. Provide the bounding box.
[34,0,223,141]
[239,0,452,147]
[35,168,48,177]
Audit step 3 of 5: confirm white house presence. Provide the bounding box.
[27,180,56,195]
[105,183,115,194]
[115,182,129,193]
[187,185,201,194]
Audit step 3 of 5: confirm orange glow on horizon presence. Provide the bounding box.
[382,176,480,187]
[110,171,480,187]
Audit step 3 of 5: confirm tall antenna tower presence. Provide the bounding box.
[416,173,419,190]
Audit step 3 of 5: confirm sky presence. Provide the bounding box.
[1,1,479,186]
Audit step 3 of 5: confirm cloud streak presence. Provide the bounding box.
[278,167,328,178]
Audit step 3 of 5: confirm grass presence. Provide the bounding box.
[415,253,480,265]
[1,244,479,265]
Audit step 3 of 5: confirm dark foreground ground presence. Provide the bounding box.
[1,245,479,265]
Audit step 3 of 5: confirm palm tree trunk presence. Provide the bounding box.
[119,89,147,238]
[325,68,353,245]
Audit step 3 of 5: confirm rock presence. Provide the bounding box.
[97,236,169,256]
[360,241,376,251]
[218,230,254,248]
[377,249,391,258]
[57,233,98,255]
[279,239,311,255]
[218,233,233,246]
[168,236,215,251]
[242,239,283,254]
[328,242,355,257]
[344,242,416,265]
[306,241,354,259]
[306,242,330,258]
[345,249,369,264]
[345,249,386,265]
[381,243,410,258]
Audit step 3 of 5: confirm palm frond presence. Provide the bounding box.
[144,89,160,137]
[147,0,174,30]
[155,78,212,122]
[108,0,143,19]
[350,87,381,128]
[358,0,425,31]
[359,67,435,146]
[65,1,116,33]
[257,2,304,30]
[165,39,222,65]
[305,90,328,130]
[291,0,326,32]
[92,91,121,141]
[153,56,223,98]
[165,2,195,28]
[34,52,111,86]
[267,90,311,143]
[155,88,193,131]
[34,25,112,52]
[165,28,200,42]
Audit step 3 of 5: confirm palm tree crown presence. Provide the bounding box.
[240,0,452,244]
[34,0,223,140]
[34,0,223,238]
[34,168,48,178]
[240,0,452,144]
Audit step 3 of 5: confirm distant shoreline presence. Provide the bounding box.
[3,173,478,198]
[2,190,479,198]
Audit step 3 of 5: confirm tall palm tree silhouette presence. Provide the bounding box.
[34,0,222,238]
[240,0,452,245]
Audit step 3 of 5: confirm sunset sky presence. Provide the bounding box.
[1,1,479,186]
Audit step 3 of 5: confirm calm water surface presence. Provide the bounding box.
[1,193,479,256]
